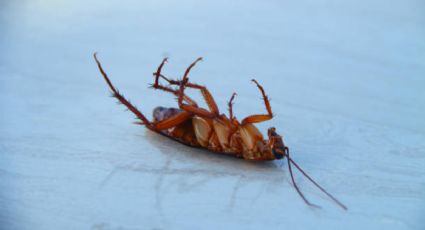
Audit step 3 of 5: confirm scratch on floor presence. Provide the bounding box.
[227,175,246,213]
[155,158,171,221]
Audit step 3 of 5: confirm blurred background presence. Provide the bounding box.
[1,0,424,229]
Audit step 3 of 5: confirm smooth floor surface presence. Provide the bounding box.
[1,0,424,229]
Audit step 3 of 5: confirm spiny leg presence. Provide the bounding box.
[148,58,199,129]
[154,66,220,115]
[178,78,217,118]
[177,58,219,118]
[154,72,219,111]
[179,57,220,115]
[241,79,273,125]
[183,82,220,115]
[151,58,198,106]
[225,92,240,144]
[154,57,219,117]
[228,92,237,122]
[93,53,153,129]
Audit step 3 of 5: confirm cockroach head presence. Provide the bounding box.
[267,127,287,160]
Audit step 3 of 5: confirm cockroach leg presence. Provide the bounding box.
[154,58,219,115]
[228,92,237,122]
[93,53,154,129]
[181,58,219,115]
[241,79,273,125]
[154,57,168,86]
[178,78,217,118]
[225,92,239,144]
[176,58,220,118]
[183,82,220,115]
[153,110,193,130]
[182,57,203,81]
[151,58,198,106]
[151,76,198,106]
[153,72,180,85]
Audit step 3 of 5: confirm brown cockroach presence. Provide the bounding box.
[94,53,347,210]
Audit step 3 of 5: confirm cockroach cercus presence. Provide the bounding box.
[94,53,347,210]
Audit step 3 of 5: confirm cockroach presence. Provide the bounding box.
[94,53,347,210]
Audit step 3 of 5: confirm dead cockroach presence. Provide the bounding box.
[93,53,347,210]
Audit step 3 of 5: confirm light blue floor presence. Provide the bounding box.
[1,0,424,229]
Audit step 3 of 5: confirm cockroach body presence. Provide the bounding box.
[94,53,347,210]
[152,106,284,161]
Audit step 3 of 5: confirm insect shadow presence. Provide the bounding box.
[144,129,287,180]
[143,130,290,214]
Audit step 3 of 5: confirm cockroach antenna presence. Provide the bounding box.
[285,148,348,210]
